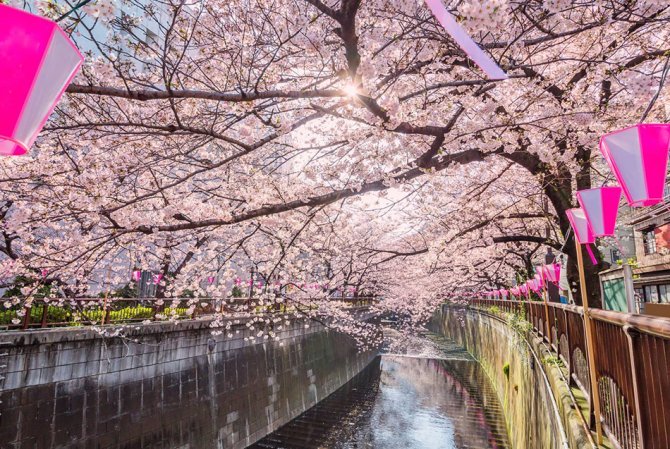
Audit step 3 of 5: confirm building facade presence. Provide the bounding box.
[599,187,670,317]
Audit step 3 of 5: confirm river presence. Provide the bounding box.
[250,330,511,449]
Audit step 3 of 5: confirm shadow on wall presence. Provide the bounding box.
[431,306,566,449]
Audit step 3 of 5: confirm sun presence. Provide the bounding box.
[343,82,360,98]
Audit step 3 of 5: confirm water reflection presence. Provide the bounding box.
[252,336,510,449]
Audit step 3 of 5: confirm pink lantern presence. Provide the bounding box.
[207,276,215,284]
[599,124,670,207]
[40,269,48,278]
[544,263,561,284]
[500,289,508,299]
[132,270,141,281]
[576,187,622,237]
[534,273,544,289]
[519,284,529,297]
[153,273,163,285]
[0,5,84,156]
[566,208,595,244]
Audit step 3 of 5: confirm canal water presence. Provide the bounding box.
[250,331,510,449]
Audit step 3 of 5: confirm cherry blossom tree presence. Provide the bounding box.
[1,0,669,336]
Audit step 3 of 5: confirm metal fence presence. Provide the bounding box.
[0,296,377,330]
[470,299,670,449]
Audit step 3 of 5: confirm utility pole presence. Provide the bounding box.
[249,266,255,298]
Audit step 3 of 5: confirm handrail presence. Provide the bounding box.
[483,298,670,338]
[589,308,670,339]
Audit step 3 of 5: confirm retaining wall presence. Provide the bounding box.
[433,305,591,449]
[0,317,377,449]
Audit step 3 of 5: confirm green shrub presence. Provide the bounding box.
[543,355,565,368]
[0,304,72,325]
[507,311,532,334]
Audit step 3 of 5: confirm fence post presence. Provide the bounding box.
[40,303,48,328]
[622,264,637,314]
[543,288,552,345]
[101,294,109,325]
[622,325,645,448]
[575,240,603,444]
[21,305,31,330]
[563,308,572,378]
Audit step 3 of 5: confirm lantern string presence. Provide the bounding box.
[558,227,572,253]
[55,0,94,22]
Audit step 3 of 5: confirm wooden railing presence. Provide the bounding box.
[0,296,378,330]
[468,299,670,449]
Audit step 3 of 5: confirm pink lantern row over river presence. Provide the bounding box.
[0,5,83,156]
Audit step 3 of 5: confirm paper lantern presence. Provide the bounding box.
[534,273,544,289]
[576,187,622,237]
[132,270,141,281]
[544,263,561,284]
[0,5,84,156]
[566,208,595,244]
[599,124,670,207]
[153,273,163,285]
[500,289,508,299]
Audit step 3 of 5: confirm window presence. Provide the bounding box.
[659,285,670,304]
[610,248,622,263]
[643,229,657,255]
[644,285,660,303]
[634,288,644,303]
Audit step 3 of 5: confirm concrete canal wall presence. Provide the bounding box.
[433,305,591,449]
[0,317,377,449]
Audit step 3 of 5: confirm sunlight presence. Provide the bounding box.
[343,82,360,98]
